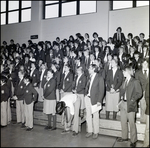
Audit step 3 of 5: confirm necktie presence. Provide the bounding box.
[144,70,147,79]
[44,81,48,90]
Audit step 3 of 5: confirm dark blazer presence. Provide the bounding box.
[120,77,143,113]
[1,83,10,102]
[43,78,56,100]
[38,49,46,62]
[72,74,87,95]
[113,32,126,44]
[106,69,123,91]
[30,69,40,87]
[60,72,74,92]
[135,69,149,92]
[23,83,38,105]
[45,54,53,69]
[14,79,25,100]
[53,70,61,89]
[85,73,105,105]
[145,81,149,115]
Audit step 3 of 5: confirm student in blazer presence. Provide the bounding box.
[43,70,57,130]
[1,74,11,127]
[135,58,149,123]
[72,66,87,136]
[84,64,105,139]
[105,58,124,120]
[23,74,38,131]
[60,64,74,97]
[13,71,26,125]
[30,62,40,88]
[118,65,142,147]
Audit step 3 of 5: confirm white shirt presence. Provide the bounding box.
[76,74,82,89]
[60,94,77,115]
[87,73,96,96]
[142,68,149,78]
[124,77,131,101]
[112,67,117,79]
[40,69,45,81]
[30,68,35,77]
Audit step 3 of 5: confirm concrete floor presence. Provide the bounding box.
[1,122,143,147]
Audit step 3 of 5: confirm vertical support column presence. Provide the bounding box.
[30,1,43,42]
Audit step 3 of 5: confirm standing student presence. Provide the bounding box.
[105,59,123,120]
[117,65,142,147]
[84,64,104,139]
[72,66,87,136]
[23,74,38,131]
[135,58,149,123]
[43,70,57,130]
[13,71,25,126]
[38,62,48,102]
[60,64,74,98]
[143,81,149,147]
[1,74,11,127]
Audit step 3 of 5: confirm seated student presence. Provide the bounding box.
[1,74,11,128]
[43,70,57,130]
[22,74,38,131]
[56,94,77,134]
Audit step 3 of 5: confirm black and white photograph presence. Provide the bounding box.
[1,1,149,147]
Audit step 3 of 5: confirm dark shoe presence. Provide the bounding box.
[1,125,7,128]
[61,130,70,134]
[72,131,78,137]
[130,142,136,147]
[85,132,92,138]
[21,124,26,128]
[117,137,128,142]
[26,127,33,131]
[51,127,57,130]
[44,126,52,130]
[93,134,98,139]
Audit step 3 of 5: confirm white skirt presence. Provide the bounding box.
[43,99,56,115]
[105,91,120,112]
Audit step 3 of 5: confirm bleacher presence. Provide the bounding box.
[11,101,146,141]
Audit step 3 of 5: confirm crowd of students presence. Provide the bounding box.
[0,27,149,147]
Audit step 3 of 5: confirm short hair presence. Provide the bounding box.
[56,101,66,115]
[24,74,32,82]
[139,33,145,37]
[10,39,14,42]
[128,33,133,38]
[0,74,8,83]
[85,33,89,38]
[93,32,98,38]
[116,27,122,32]
[3,41,7,45]
[123,64,133,74]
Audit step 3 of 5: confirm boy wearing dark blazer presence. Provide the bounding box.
[118,65,142,147]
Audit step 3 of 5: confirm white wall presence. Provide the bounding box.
[1,1,149,45]
[1,1,110,45]
[109,6,149,39]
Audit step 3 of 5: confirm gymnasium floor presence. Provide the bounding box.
[1,122,143,147]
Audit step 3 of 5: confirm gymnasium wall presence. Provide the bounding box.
[1,1,110,45]
[109,5,149,39]
[1,1,149,45]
